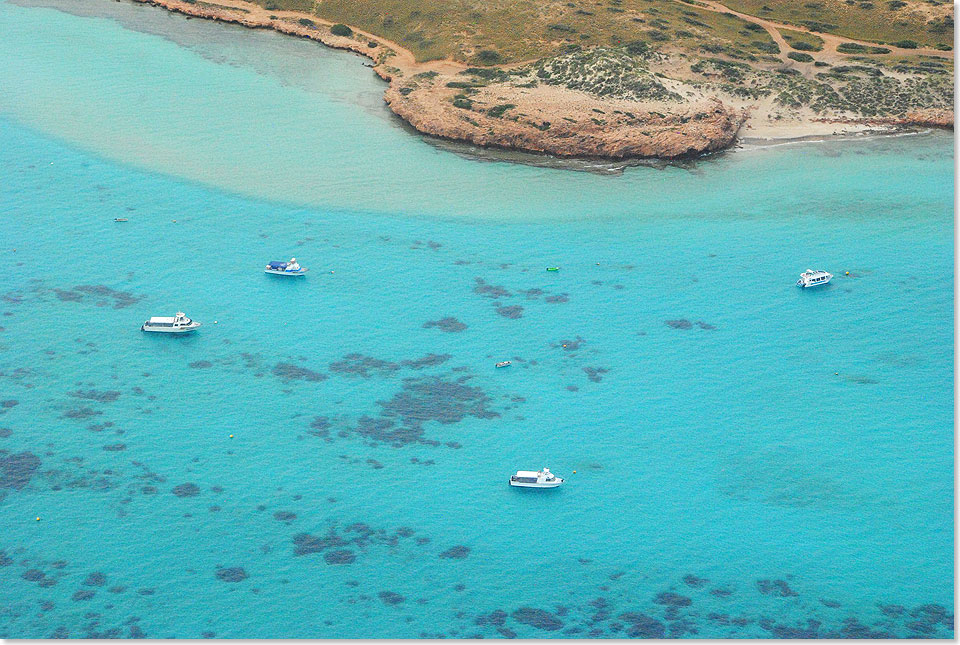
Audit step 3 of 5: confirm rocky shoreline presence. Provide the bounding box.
[131,0,951,161]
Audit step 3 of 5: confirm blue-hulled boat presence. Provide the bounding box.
[265,258,308,276]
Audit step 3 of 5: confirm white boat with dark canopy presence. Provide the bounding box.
[509,468,564,488]
[796,269,833,288]
[141,312,201,333]
[265,258,307,276]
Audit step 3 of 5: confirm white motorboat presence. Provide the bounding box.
[265,258,307,276]
[509,468,564,488]
[796,269,833,288]
[496,361,512,368]
[141,311,201,333]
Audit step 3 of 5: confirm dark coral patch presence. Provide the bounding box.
[62,407,102,419]
[695,321,716,330]
[544,294,569,303]
[683,574,708,588]
[69,390,120,402]
[0,428,10,438]
[378,591,405,605]
[0,451,41,489]
[102,444,126,452]
[72,590,96,601]
[215,567,248,582]
[654,592,692,607]
[22,569,45,582]
[422,318,467,333]
[475,610,508,626]
[272,363,327,382]
[324,550,356,565]
[188,361,213,369]
[329,354,400,378]
[83,572,107,587]
[512,607,564,631]
[665,319,693,330]
[618,613,666,638]
[171,483,201,498]
[401,354,452,369]
[273,511,297,522]
[495,305,523,319]
[756,579,797,597]
[583,367,608,382]
[439,546,470,559]
[473,278,511,299]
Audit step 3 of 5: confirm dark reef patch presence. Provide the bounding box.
[756,579,798,597]
[683,574,708,588]
[54,285,143,309]
[620,613,667,638]
[423,317,467,333]
[583,367,609,382]
[495,304,524,319]
[544,294,569,303]
[72,590,96,602]
[554,336,586,351]
[378,591,405,605]
[272,363,327,382]
[654,592,692,607]
[474,278,512,299]
[695,321,716,330]
[188,360,213,369]
[329,354,400,378]
[102,444,126,452]
[69,390,121,402]
[273,511,297,522]
[439,545,470,559]
[401,354,452,369]
[215,567,248,583]
[512,607,564,631]
[0,451,41,489]
[83,572,107,587]
[665,319,693,330]
[171,483,201,498]
[476,610,508,626]
[324,550,356,565]
[62,407,102,420]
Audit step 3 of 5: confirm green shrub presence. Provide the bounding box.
[487,103,516,118]
[475,50,503,64]
[787,51,814,62]
[452,97,474,109]
[791,41,815,51]
[297,18,315,27]
[625,39,649,56]
[891,39,917,48]
[330,23,352,37]
[368,41,378,48]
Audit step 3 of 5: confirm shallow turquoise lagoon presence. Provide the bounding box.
[0,0,954,638]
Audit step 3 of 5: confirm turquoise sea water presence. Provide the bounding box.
[0,0,954,638]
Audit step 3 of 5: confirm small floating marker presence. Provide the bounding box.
[546,267,560,272]
[36,516,41,521]
[572,470,576,474]
[214,320,218,324]
[229,434,234,438]
[835,372,839,375]
[845,271,849,276]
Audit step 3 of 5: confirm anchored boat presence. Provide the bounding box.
[796,269,833,288]
[265,258,307,276]
[141,312,201,333]
[509,468,564,488]
[496,361,512,368]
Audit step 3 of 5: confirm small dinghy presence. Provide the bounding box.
[796,269,832,288]
[546,267,560,272]
[265,258,307,276]
[114,218,128,222]
[141,311,201,333]
[495,361,512,368]
[510,468,563,488]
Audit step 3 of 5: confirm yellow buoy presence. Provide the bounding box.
[845,271,849,275]
[229,434,234,438]
[573,470,576,474]
[36,516,40,521]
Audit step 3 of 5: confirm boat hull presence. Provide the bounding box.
[509,479,563,488]
[264,269,307,276]
[141,324,201,333]
[797,277,832,288]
